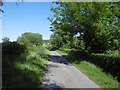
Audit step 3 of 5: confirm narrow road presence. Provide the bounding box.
[41,51,100,89]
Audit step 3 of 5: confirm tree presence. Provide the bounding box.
[17,32,43,47]
[49,2,119,53]
[2,37,10,43]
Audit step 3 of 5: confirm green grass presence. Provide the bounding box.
[73,61,119,88]
[15,56,48,87]
[15,46,49,87]
[57,49,119,88]
[2,42,49,88]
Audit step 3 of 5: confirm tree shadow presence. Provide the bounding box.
[49,55,68,65]
[42,83,64,90]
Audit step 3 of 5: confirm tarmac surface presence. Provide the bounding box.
[41,51,100,89]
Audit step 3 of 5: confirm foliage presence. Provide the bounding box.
[52,2,120,85]
[17,32,43,47]
[105,50,119,57]
[2,36,49,88]
[43,40,49,44]
[2,42,28,88]
[28,46,50,59]
[2,37,10,43]
[50,34,63,50]
[49,2,120,53]
[2,42,28,63]
[89,53,120,82]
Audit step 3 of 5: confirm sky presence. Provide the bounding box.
[1,2,56,42]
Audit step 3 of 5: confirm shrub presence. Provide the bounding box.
[17,32,43,47]
[88,54,120,82]
[2,42,28,63]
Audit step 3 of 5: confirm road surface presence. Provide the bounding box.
[41,51,100,89]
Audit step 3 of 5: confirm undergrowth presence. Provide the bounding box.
[2,42,49,88]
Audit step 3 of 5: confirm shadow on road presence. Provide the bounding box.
[61,50,120,82]
[42,83,64,90]
[41,51,101,89]
[49,55,69,65]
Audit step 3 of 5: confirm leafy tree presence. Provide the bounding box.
[50,33,63,50]
[2,37,10,43]
[49,2,120,53]
[17,32,43,47]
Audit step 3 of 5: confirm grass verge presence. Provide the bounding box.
[57,49,119,88]
[2,42,49,88]
[15,55,48,87]
[73,61,118,88]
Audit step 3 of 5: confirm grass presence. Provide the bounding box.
[73,61,118,88]
[2,42,49,88]
[57,49,119,88]
[15,55,48,87]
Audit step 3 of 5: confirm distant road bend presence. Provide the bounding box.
[41,51,100,88]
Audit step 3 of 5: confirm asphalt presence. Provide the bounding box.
[41,51,101,89]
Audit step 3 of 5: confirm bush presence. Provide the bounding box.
[2,42,29,88]
[17,32,43,47]
[2,42,28,63]
[105,50,119,57]
[2,41,49,88]
[88,54,120,82]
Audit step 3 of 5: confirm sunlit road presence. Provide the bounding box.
[41,51,100,89]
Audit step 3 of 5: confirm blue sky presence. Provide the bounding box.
[1,2,56,42]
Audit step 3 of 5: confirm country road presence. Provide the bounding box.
[41,51,100,89]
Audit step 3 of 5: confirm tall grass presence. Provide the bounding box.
[2,42,49,88]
